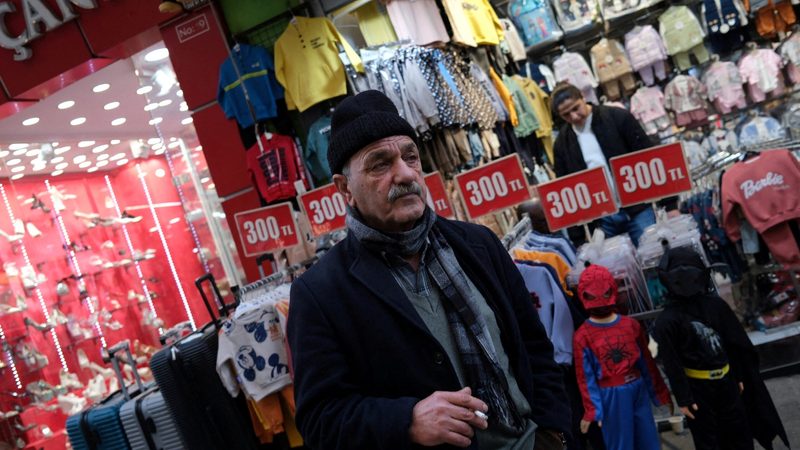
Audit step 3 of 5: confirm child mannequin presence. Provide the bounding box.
[652,246,789,450]
[573,264,672,450]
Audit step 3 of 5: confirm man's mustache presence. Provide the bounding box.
[388,182,423,202]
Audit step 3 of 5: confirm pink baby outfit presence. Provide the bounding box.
[554,51,599,104]
[738,48,785,103]
[624,25,669,86]
[385,0,450,46]
[631,86,671,135]
[702,61,747,114]
[664,75,708,127]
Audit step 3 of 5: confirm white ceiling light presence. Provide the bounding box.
[25,149,39,157]
[97,154,110,161]
[158,99,172,107]
[92,83,110,93]
[96,160,109,167]
[110,139,121,145]
[51,170,64,176]
[144,48,169,62]
[10,173,23,180]
[169,137,177,142]
[79,161,92,169]
[73,155,87,164]
[11,166,25,173]
[155,168,166,177]
[181,117,193,125]
[144,103,158,112]
[6,159,21,166]
[179,102,188,112]
[54,146,71,155]
[148,117,163,125]
[70,117,86,126]
[32,163,46,171]
[78,141,95,148]
[116,159,129,166]
[194,146,203,152]
[92,145,109,154]
[9,143,28,150]
[55,162,69,170]
[176,90,183,97]
[111,117,127,126]
[51,156,64,164]
[87,167,99,173]
[12,149,26,156]
[154,148,166,155]
[104,101,120,110]
[136,85,153,95]
[147,138,161,145]
[0,151,8,158]
[167,141,181,149]
[57,100,75,110]
[110,152,126,161]
[22,117,39,126]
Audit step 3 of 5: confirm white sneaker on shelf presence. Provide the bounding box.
[13,219,24,236]
[3,262,18,277]
[59,370,83,390]
[25,222,42,238]
[57,393,86,415]
[83,375,107,403]
[100,240,114,249]
[0,229,23,242]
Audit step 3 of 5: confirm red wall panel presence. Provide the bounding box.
[191,103,251,197]
[78,0,175,58]
[221,189,263,282]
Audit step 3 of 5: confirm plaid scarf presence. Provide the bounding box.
[347,207,525,436]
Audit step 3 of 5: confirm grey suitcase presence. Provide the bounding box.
[120,387,185,450]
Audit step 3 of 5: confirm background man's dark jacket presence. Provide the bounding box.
[287,218,571,450]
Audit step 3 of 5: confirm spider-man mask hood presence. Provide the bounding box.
[578,264,618,310]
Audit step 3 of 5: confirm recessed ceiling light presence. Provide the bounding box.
[73,155,87,164]
[51,170,64,176]
[25,149,39,157]
[92,145,109,153]
[12,149,26,156]
[167,141,181,149]
[55,162,69,170]
[97,154,110,161]
[179,102,188,112]
[6,159,21,166]
[79,161,92,169]
[87,167,99,173]
[96,160,109,167]
[70,117,86,126]
[176,90,183,97]
[148,117,163,125]
[144,103,158,111]
[136,85,153,95]
[155,168,166,177]
[92,83,110,93]
[181,117,193,125]
[51,156,64,164]
[116,159,129,166]
[9,143,28,150]
[110,139,121,145]
[11,166,25,173]
[54,146,71,155]
[110,152,126,161]
[57,100,75,109]
[22,117,39,126]
[147,138,161,145]
[32,163,46,171]
[0,151,9,158]
[195,145,203,152]
[10,173,23,180]
[78,141,95,148]
[144,48,169,62]
[169,137,177,142]
[200,177,210,183]
[158,99,172,107]
[154,148,166,155]
[111,117,126,126]
[104,101,120,110]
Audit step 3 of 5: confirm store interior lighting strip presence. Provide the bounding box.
[0,183,70,371]
[136,164,196,330]
[0,324,22,390]
[44,180,107,349]
[103,175,163,335]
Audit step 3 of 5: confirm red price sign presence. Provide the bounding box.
[424,172,454,219]
[234,202,299,257]
[536,167,618,231]
[299,183,348,237]
[609,142,692,207]
[455,154,530,220]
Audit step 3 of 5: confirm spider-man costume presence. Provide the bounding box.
[573,265,671,450]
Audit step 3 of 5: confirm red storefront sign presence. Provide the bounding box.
[609,142,692,206]
[454,154,530,220]
[299,183,347,237]
[536,167,618,231]
[424,172,454,218]
[234,202,299,257]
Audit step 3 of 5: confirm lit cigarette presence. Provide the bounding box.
[474,410,488,420]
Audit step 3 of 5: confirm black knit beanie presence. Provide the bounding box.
[327,90,418,175]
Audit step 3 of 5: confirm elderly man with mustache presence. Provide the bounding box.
[287,90,571,450]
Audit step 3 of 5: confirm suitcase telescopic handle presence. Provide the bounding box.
[105,340,144,401]
[194,273,233,326]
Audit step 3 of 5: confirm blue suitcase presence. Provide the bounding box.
[66,342,146,450]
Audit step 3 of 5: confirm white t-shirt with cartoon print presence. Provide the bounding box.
[216,303,292,401]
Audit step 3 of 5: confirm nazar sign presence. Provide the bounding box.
[0,0,98,61]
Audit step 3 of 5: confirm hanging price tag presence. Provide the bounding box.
[454,154,530,220]
[234,202,299,257]
[299,183,348,237]
[424,172,454,219]
[609,142,692,207]
[536,167,618,231]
